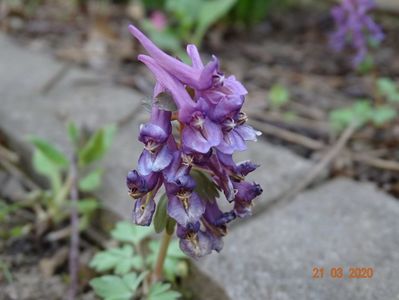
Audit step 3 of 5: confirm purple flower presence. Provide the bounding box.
[181,106,223,153]
[132,194,157,226]
[202,199,236,252]
[233,181,263,218]
[129,25,218,90]
[177,225,213,258]
[126,170,159,199]
[330,0,384,67]
[137,103,173,176]
[165,173,205,228]
[127,169,162,226]
[127,25,263,258]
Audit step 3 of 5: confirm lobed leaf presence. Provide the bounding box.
[89,245,143,275]
[90,272,147,300]
[377,78,399,102]
[111,221,153,246]
[146,282,181,300]
[371,106,397,126]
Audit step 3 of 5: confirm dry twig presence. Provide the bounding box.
[0,157,39,191]
[251,122,357,217]
[249,119,326,150]
[352,155,399,172]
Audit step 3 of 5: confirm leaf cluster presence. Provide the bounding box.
[0,123,116,239]
[329,78,399,132]
[89,221,186,300]
[140,0,237,57]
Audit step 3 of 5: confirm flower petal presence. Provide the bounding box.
[129,25,216,90]
[138,55,195,122]
[187,44,204,69]
[139,123,168,144]
[137,150,153,176]
[167,193,205,227]
[182,118,222,154]
[236,124,261,141]
[152,144,173,172]
[217,130,247,155]
[132,196,156,226]
[178,228,213,258]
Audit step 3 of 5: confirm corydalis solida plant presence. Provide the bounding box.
[126,25,263,258]
[330,0,384,67]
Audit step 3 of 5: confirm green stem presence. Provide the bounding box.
[153,231,172,282]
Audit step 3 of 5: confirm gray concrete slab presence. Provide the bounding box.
[198,179,399,300]
[0,34,143,218]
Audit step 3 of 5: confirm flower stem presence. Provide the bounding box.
[153,231,172,282]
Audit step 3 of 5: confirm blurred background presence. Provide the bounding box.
[1,0,399,299]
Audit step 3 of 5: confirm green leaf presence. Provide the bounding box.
[111,221,153,246]
[166,0,200,25]
[67,122,80,144]
[90,272,147,300]
[153,194,168,233]
[77,198,99,215]
[32,149,62,192]
[329,108,353,131]
[190,169,220,200]
[163,257,189,282]
[356,55,374,74]
[371,106,397,126]
[10,225,29,238]
[329,100,373,132]
[79,168,103,192]
[165,217,176,235]
[166,239,187,259]
[141,20,183,55]
[193,0,237,45]
[269,84,290,108]
[89,245,143,275]
[352,100,373,124]
[147,282,181,300]
[377,78,399,102]
[78,125,116,166]
[29,137,69,168]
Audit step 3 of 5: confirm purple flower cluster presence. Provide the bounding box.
[126,25,263,258]
[330,0,384,66]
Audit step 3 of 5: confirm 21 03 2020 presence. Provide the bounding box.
[312,267,374,279]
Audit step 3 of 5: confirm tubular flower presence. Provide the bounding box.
[330,0,384,67]
[126,25,263,258]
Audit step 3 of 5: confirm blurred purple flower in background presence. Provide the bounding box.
[330,0,384,66]
[126,25,262,258]
[149,11,168,31]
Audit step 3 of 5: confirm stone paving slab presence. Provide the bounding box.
[0,34,143,218]
[0,33,313,219]
[198,179,399,300]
